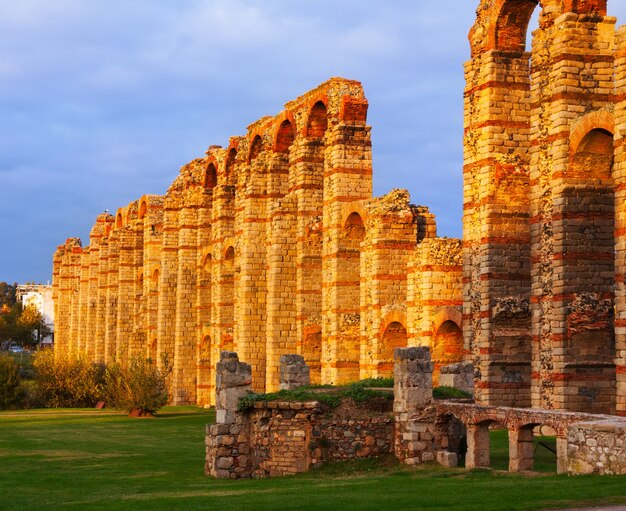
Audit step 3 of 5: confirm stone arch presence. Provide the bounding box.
[432,320,464,385]
[306,101,328,139]
[115,210,124,229]
[138,200,148,220]
[379,320,408,376]
[344,212,366,241]
[274,119,296,154]
[204,162,218,190]
[248,134,263,163]
[225,147,237,180]
[494,0,539,53]
[152,268,160,284]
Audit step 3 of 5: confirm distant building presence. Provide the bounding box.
[16,284,54,345]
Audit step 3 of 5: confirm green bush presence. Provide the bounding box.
[0,354,24,409]
[433,386,472,399]
[32,350,104,407]
[103,356,170,415]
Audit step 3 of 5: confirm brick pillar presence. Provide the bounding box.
[196,186,213,407]
[86,217,106,361]
[128,215,144,360]
[267,193,297,391]
[465,424,490,470]
[51,247,62,353]
[157,194,180,371]
[211,182,236,374]
[141,196,163,362]
[104,229,119,363]
[67,242,82,357]
[280,354,310,390]
[322,95,372,385]
[173,191,199,404]
[215,351,252,424]
[95,215,114,364]
[509,427,534,472]
[76,248,90,354]
[614,26,626,416]
[235,144,269,392]
[529,11,616,413]
[292,137,324,385]
[360,191,419,379]
[116,219,134,366]
[463,33,532,407]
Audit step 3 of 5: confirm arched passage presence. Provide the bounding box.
[249,135,263,163]
[204,163,217,191]
[275,120,295,154]
[307,101,328,138]
[432,320,464,385]
[380,321,408,376]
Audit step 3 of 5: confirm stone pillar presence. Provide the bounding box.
[465,424,490,470]
[614,26,626,417]
[393,347,433,417]
[104,229,120,363]
[360,191,420,379]
[279,354,310,390]
[215,351,252,425]
[509,427,533,472]
[464,3,534,407]
[556,436,568,475]
[322,94,372,385]
[173,191,199,404]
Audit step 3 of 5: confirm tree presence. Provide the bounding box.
[0,283,16,308]
[0,302,49,346]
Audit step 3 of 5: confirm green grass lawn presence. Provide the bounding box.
[1,407,626,511]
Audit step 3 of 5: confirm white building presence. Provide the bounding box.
[16,284,54,345]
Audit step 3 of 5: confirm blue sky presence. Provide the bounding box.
[2,1,626,283]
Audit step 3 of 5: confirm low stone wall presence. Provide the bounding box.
[206,400,394,479]
[568,420,626,475]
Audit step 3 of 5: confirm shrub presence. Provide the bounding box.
[0,354,24,409]
[103,356,170,415]
[32,350,104,407]
[433,386,472,399]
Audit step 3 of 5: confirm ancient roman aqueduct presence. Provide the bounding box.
[53,0,626,417]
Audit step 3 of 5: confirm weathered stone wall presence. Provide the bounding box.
[52,78,462,405]
[567,419,626,475]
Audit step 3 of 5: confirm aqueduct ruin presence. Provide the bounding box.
[54,0,626,417]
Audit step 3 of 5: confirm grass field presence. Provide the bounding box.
[1,407,626,511]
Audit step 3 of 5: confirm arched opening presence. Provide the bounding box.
[495,0,538,53]
[249,135,263,163]
[225,148,237,179]
[561,127,615,413]
[432,320,464,385]
[307,101,328,139]
[204,163,217,190]
[138,201,147,220]
[116,212,123,228]
[344,212,365,240]
[302,325,322,384]
[380,322,408,376]
[275,119,295,154]
[152,268,159,284]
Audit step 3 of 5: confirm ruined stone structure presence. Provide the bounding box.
[464,0,626,415]
[52,78,464,406]
[54,1,626,418]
